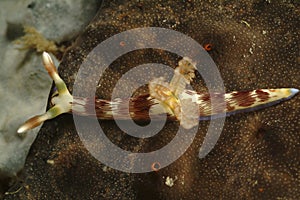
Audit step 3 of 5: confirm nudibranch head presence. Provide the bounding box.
[18,52,73,134]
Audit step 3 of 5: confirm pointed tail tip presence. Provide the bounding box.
[290,88,299,96]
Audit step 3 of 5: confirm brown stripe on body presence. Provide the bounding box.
[115,94,154,120]
[255,89,270,102]
[197,93,226,116]
[200,93,210,102]
[130,94,175,121]
[91,98,111,119]
[210,93,226,114]
[73,95,167,121]
[130,94,155,120]
[72,97,112,119]
[226,102,236,112]
[198,105,206,116]
[184,90,198,96]
[231,91,256,107]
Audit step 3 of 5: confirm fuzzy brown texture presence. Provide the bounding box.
[4,0,299,199]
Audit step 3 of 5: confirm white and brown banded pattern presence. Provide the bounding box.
[179,88,299,119]
[71,88,299,122]
[72,94,168,121]
[17,52,299,133]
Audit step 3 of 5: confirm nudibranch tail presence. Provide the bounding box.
[223,88,299,115]
[289,88,300,98]
[194,88,299,120]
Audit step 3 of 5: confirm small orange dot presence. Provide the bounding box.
[258,188,264,192]
[120,41,126,47]
[203,43,213,51]
[151,162,161,172]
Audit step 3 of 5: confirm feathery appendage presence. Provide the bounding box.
[17,52,299,133]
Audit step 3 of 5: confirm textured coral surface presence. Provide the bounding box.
[0,0,100,197]
[4,0,299,199]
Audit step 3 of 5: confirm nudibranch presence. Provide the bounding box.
[17,52,299,133]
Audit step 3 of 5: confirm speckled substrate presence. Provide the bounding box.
[4,0,300,199]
